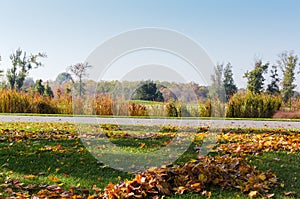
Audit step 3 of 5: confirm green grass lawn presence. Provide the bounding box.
[0,122,298,198]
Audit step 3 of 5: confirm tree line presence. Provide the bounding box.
[1,48,300,107]
[0,48,91,97]
[211,51,299,106]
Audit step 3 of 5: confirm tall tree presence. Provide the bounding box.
[6,48,46,90]
[277,51,299,103]
[68,62,92,96]
[266,65,280,95]
[210,63,225,101]
[223,63,237,101]
[244,60,269,94]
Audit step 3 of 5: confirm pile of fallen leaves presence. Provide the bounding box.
[0,128,77,142]
[102,155,277,199]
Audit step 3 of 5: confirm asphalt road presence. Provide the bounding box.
[0,115,300,129]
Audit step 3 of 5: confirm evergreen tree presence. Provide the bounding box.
[277,51,298,103]
[266,65,280,95]
[34,79,45,95]
[244,60,269,94]
[132,80,164,102]
[223,63,237,101]
[44,81,54,98]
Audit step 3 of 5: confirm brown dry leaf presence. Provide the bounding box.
[284,191,296,196]
[265,193,275,198]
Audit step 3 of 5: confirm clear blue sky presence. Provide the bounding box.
[0,0,300,88]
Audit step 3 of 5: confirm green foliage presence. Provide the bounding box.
[55,72,73,85]
[6,48,46,90]
[132,80,164,102]
[223,63,237,101]
[44,81,54,98]
[226,92,282,118]
[244,60,269,94]
[210,64,226,102]
[277,51,298,103]
[0,123,298,198]
[266,65,280,95]
[33,79,45,95]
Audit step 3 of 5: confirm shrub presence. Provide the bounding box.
[0,90,30,113]
[94,94,113,115]
[165,101,178,117]
[198,99,211,117]
[226,92,281,118]
[128,103,148,116]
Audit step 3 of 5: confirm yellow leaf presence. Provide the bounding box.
[198,174,207,182]
[258,174,266,181]
[140,143,146,148]
[23,174,36,179]
[191,182,201,188]
[248,190,258,198]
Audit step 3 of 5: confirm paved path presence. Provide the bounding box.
[0,115,300,129]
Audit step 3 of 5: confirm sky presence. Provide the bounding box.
[0,0,300,89]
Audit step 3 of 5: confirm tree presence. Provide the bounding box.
[0,55,3,76]
[277,51,298,103]
[244,60,269,94]
[132,80,164,102]
[44,81,54,98]
[55,72,73,85]
[22,77,35,91]
[68,62,92,96]
[266,65,280,95]
[6,48,46,90]
[223,63,237,101]
[34,79,45,95]
[210,64,225,101]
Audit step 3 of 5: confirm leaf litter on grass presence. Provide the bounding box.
[0,123,299,198]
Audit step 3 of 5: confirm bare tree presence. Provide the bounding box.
[68,62,92,96]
